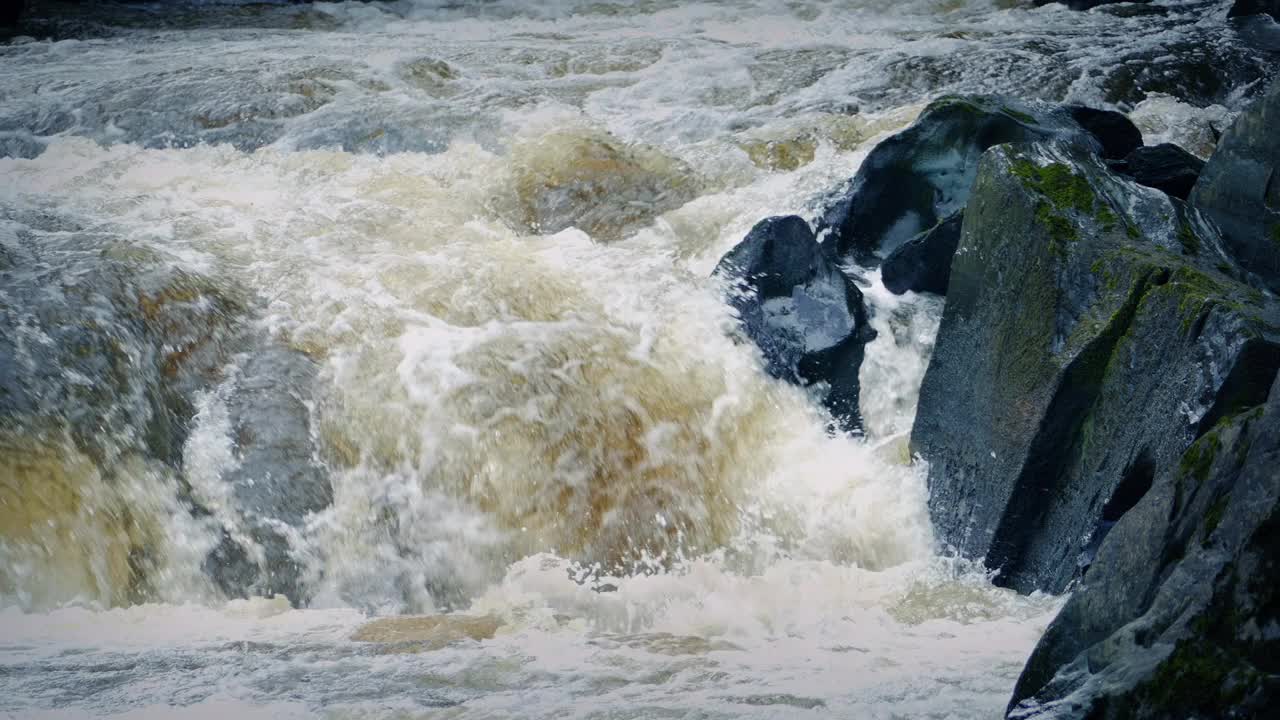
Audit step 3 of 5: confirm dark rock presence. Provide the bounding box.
[1190,78,1280,293]
[204,346,331,606]
[714,215,876,432]
[1064,106,1143,161]
[1008,376,1280,718]
[912,141,1280,595]
[880,211,963,296]
[1229,0,1280,21]
[816,96,1126,263]
[1113,143,1205,200]
[0,214,243,467]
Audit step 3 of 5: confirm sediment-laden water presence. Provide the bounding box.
[0,1,1261,717]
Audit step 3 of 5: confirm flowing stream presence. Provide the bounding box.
[0,1,1256,717]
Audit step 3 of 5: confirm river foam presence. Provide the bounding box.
[1,0,1256,716]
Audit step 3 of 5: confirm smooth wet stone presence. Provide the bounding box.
[714,215,876,432]
[1229,0,1280,22]
[1063,105,1143,160]
[1010,376,1280,718]
[1190,78,1280,293]
[205,346,332,607]
[1113,142,1204,200]
[912,142,1280,595]
[880,211,963,296]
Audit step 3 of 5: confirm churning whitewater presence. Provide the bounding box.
[0,0,1247,717]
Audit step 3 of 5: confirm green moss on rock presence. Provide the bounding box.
[1179,427,1223,484]
[1010,160,1096,214]
[1138,641,1254,711]
[1011,159,1103,254]
[1178,221,1201,256]
[1002,106,1038,125]
[1202,493,1229,545]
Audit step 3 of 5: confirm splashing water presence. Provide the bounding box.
[3,0,1254,716]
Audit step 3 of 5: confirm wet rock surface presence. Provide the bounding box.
[1112,143,1205,200]
[1009,376,1280,718]
[912,141,1280,596]
[714,215,876,432]
[863,83,1280,717]
[1190,77,1280,293]
[0,208,331,606]
[816,96,1129,264]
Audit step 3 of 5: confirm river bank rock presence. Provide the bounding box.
[1190,76,1280,293]
[911,141,1280,595]
[816,96,1137,264]
[1008,376,1280,718]
[713,215,876,432]
[1112,143,1204,200]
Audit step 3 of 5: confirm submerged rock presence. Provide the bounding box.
[714,215,876,432]
[816,96,1134,263]
[204,346,331,607]
[880,211,963,296]
[510,130,701,243]
[1009,377,1280,718]
[912,142,1280,595]
[1063,105,1144,161]
[1113,143,1204,200]
[1190,77,1280,293]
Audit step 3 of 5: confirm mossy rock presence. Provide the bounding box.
[815,95,1133,263]
[1010,386,1280,718]
[913,141,1280,597]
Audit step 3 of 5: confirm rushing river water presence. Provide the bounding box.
[0,0,1263,717]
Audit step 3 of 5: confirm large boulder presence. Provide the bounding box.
[816,96,1137,264]
[1113,143,1205,201]
[912,141,1280,595]
[1190,77,1280,293]
[714,215,876,432]
[1009,377,1280,718]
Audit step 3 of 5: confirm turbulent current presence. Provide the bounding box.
[0,0,1257,717]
